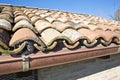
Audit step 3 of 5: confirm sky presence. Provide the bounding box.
[0,0,120,19]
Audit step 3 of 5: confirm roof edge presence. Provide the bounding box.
[0,45,119,75]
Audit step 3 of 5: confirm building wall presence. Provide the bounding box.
[0,70,37,80]
[38,54,120,80]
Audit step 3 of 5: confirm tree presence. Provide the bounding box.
[114,8,120,21]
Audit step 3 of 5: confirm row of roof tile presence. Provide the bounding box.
[0,4,120,55]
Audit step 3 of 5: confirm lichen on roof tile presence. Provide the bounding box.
[0,29,10,49]
[9,28,45,48]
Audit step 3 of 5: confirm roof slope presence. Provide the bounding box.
[0,4,120,55]
[1,4,120,75]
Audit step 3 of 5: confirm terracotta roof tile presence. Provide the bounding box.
[28,13,36,18]
[52,21,74,32]
[9,28,44,47]
[14,15,30,23]
[0,13,13,23]
[12,20,37,33]
[0,19,11,30]
[41,28,61,46]
[30,15,42,24]
[78,28,99,42]
[35,20,52,33]
[62,28,84,44]
[0,4,120,55]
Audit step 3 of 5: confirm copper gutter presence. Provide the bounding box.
[0,45,120,75]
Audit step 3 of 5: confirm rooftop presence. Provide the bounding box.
[0,4,120,55]
[0,4,120,75]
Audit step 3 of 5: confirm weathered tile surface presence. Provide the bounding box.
[0,4,120,54]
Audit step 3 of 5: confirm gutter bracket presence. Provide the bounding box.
[22,54,30,72]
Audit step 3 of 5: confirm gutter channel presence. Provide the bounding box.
[0,45,119,75]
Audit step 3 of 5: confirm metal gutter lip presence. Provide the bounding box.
[0,45,119,75]
[29,45,119,58]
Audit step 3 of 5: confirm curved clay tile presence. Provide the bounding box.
[56,17,68,22]
[114,28,120,34]
[23,9,30,13]
[40,28,61,46]
[34,41,57,50]
[0,13,13,23]
[14,11,23,17]
[14,15,30,23]
[100,39,112,46]
[75,23,89,30]
[13,20,37,33]
[104,26,119,31]
[14,12,23,17]
[30,15,42,24]
[1,11,13,17]
[24,10,32,15]
[28,13,36,18]
[40,28,81,49]
[2,7,12,12]
[83,40,98,47]
[97,24,110,31]
[108,31,120,44]
[13,11,22,14]
[35,20,52,33]
[86,24,101,31]
[71,19,81,24]
[113,38,120,45]
[63,40,80,49]
[0,42,26,54]
[52,21,74,32]
[9,28,45,49]
[49,12,61,19]
[94,30,120,45]
[36,10,48,14]
[40,13,51,18]
[65,21,77,27]
[45,16,55,23]
[108,20,119,26]
[62,28,85,44]
[35,11,44,15]
[32,9,38,13]
[78,28,100,43]
[0,19,11,30]
[41,12,53,17]
[97,24,119,31]
[13,7,21,11]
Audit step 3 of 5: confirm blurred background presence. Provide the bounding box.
[0,0,120,19]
